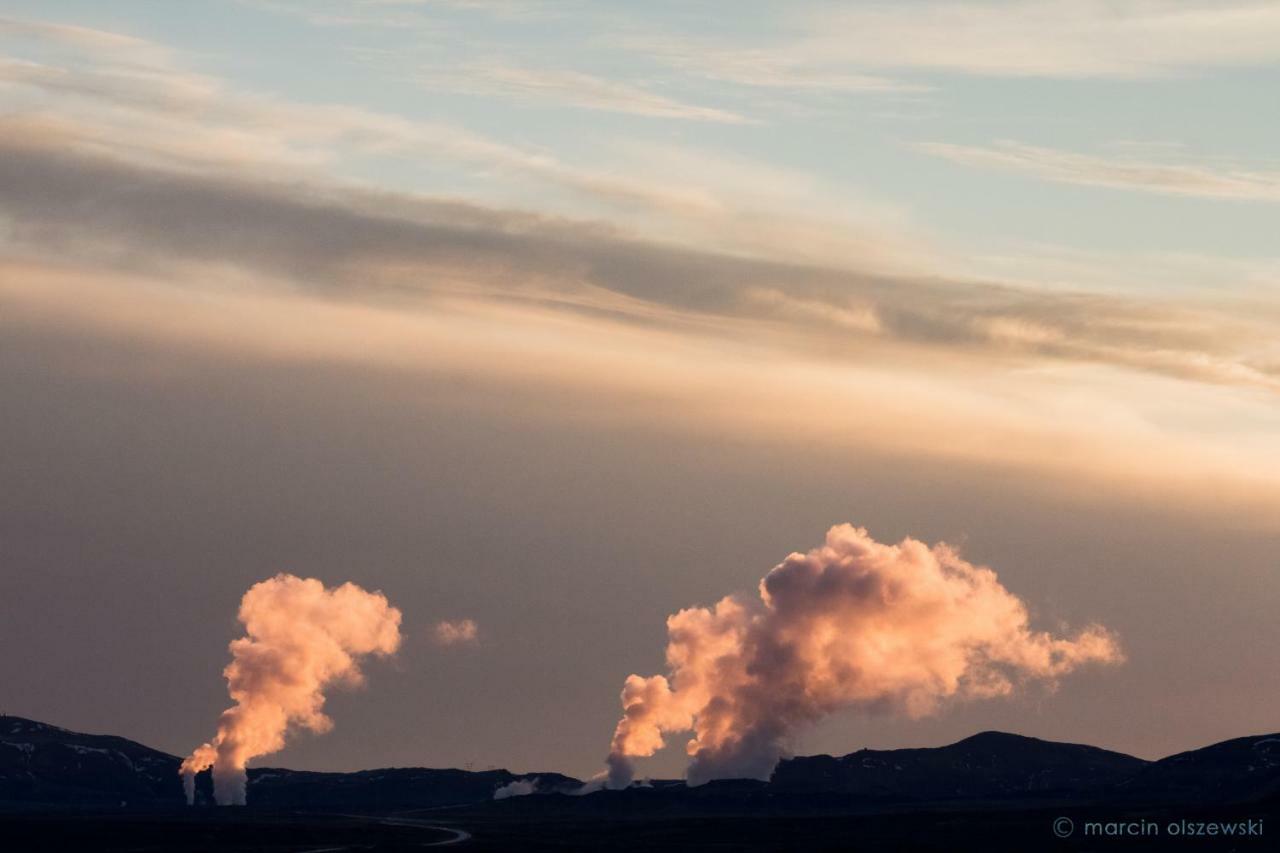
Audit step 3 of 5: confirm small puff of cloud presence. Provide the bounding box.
[493,776,539,799]
[433,618,479,646]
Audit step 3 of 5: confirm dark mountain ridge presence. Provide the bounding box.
[1115,732,1280,804]
[770,731,1147,801]
[3,715,1278,811]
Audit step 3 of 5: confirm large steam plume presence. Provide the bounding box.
[604,524,1123,788]
[181,574,402,805]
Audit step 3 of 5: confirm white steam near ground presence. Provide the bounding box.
[599,524,1123,788]
[180,574,402,805]
[493,777,540,799]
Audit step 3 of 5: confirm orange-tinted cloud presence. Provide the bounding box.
[605,524,1122,787]
[180,574,402,805]
[433,618,480,646]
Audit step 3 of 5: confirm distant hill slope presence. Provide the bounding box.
[1115,733,1280,804]
[769,731,1147,801]
[0,716,182,805]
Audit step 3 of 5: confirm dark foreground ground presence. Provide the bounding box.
[1,800,1273,852]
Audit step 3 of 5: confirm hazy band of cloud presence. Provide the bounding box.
[8,252,1280,529]
[0,123,1273,399]
[4,131,1280,523]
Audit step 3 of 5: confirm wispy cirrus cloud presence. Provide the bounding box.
[619,40,927,94]
[0,17,936,271]
[0,25,727,212]
[790,1,1280,78]
[612,1,1280,95]
[238,0,553,30]
[418,63,751,123]
[362,0,550,13]
[917,140,1280,201]
[0,15,170,61]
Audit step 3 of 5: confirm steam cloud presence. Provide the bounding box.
[180,574,402,805]
[433,618,479,646]
[604,524,1123,788]
[494,777,540,799]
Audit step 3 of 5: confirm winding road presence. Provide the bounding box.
[298,813,471,851]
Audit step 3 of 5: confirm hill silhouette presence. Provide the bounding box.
[3,714,1279,811]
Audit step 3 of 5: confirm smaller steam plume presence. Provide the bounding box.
[603,524,1123,788]
[433,618,479,646]
[181,574,402,805]
[494,777,540,799]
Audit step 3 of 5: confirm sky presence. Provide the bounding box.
[1,1,1278,781]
